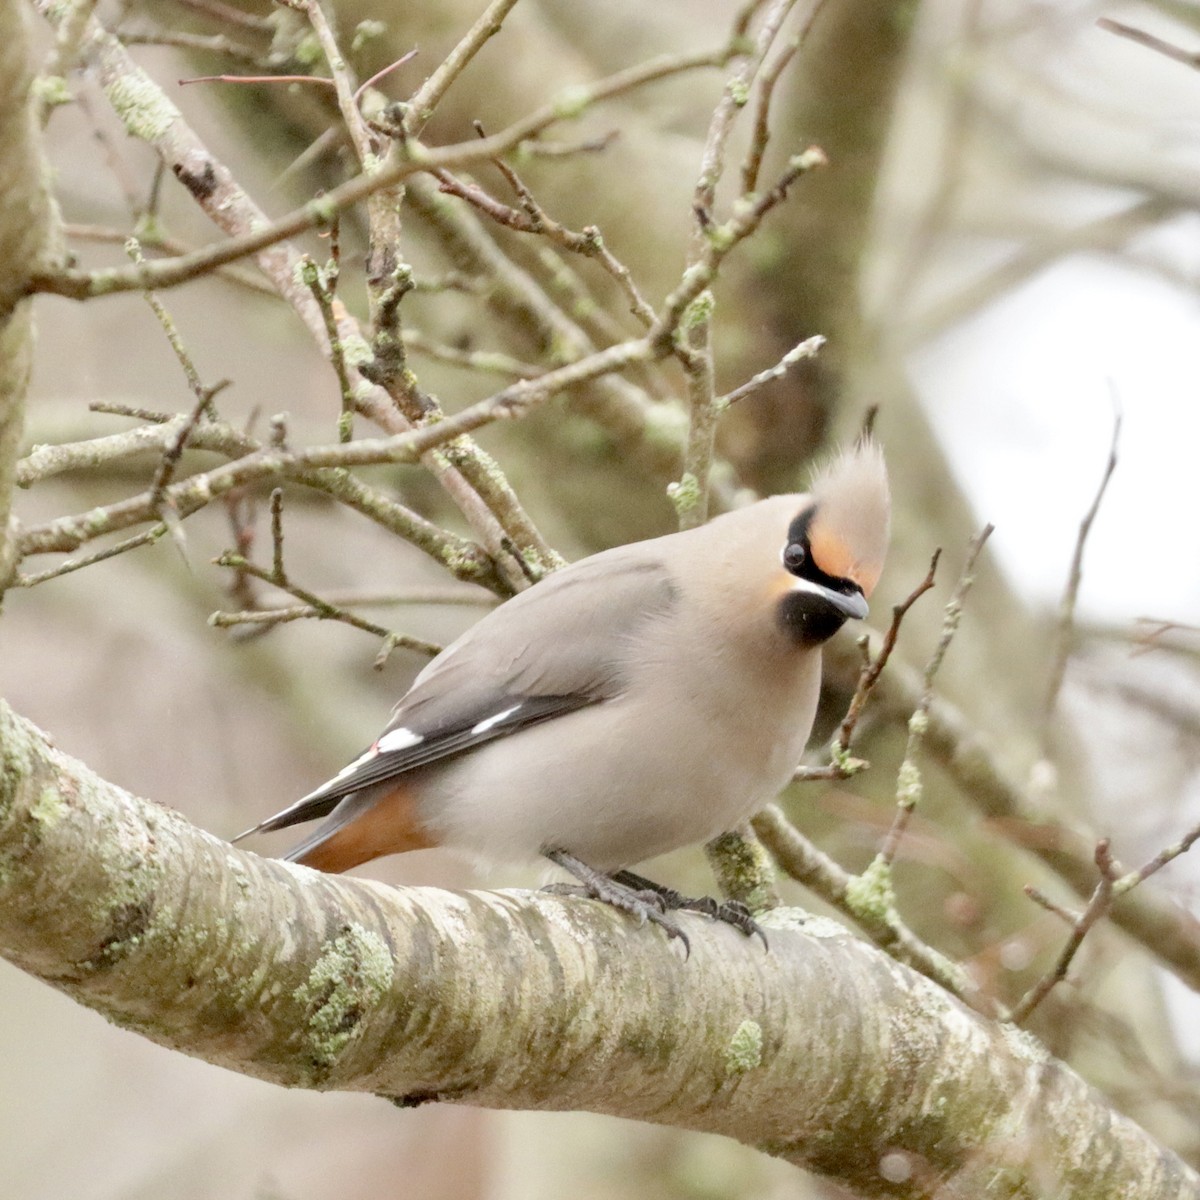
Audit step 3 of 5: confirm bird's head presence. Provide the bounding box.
[777,439,891,644]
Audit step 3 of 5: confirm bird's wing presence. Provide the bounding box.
[235,547,678,838]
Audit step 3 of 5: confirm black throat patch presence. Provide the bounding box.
[776,505,860,646]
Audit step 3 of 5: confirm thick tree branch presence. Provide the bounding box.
[0,698,1194,1199]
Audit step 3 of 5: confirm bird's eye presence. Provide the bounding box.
[782,542,807,572]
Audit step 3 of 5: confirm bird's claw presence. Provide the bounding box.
[542,877,689,953]
[612,871,768,948]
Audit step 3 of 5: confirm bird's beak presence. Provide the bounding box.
[822,585,868,621]
[792,577,868,621]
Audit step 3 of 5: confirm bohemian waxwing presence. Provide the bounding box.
[236,440,890,946]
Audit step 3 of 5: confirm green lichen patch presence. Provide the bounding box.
[341,333,373,367]
[0,716,33,822]
[726,1018,763,1075]
[103,74,178,143]
[845,856,895,920]
[293,924,393,1076]
[30,785,66,829]
[667,472,701,520]
[32,75,72,108]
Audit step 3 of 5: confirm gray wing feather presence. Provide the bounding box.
[238,546,678,840]
[394,548,677,734]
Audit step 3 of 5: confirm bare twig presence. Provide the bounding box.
[20,337,656,558]
[820,632,1200,994]
[441,131,657,327]
[63,223,274,295]
[789,550,942,784]
[16,527,168,587]
[740,0,828,194]
[717,334,825,409]
[30,41,732,300]
[1024,886,1081,927]
[1130,618,1200,659]
[741,35,799,196]
[752,805,994,1014]
[655,147,827,350]
[170,0,274,32]
[878,526,993,868]
[1114,819,1200,897]
[179,72,337,88]
[1009,840,1118,1023]
[147,381,228,512]
[301,0,373,160]
[1042,410,1121,725]
[402,330,545,379]
[353,49,419,106]
[402,0,522,139]
[1010,813,1200,1024]
[119,29,265,66]
[675,0,803,530]
[35,0,99,125]
[1097,18,1200,72]
[299,255,355,440]
[211,500,441,666]
[834,550,942,760]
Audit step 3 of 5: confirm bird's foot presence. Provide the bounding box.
[543,850,690,953]
[613,870,768,949]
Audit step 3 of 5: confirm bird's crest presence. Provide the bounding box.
[807,439,891,596]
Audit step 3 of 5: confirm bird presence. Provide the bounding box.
[235,439,890,948]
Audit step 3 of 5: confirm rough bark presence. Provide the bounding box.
[0,0,50,587]
[0,699,1194,1200]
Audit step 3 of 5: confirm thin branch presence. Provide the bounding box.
[1024,885,1082,927]
[147,381,227,511]
[35,0,100,125]
[441,132,656,327]
[790,550,942,783]
[404,174,725,499]
[1042,410,1121,726]
[717,334,824,409]
[353,49,419,106]
[740,0,829,195]
[403,0,522,139]
[752,805,993,1014]
[1114,819,1200,897]
[302,0,373,161]
[820,632,1200,995]
[675,0,802,531]
[15,526,168,587]
[1097,18,1200,71]
[62,223,274,295]
[834,549,942,760]
[654,147,828,350]
[1009,840,1118,1023]
[19,337,656,557]
[211,526,441,667]
[29,43,733,301]
[18,413,507,592]
[118,29,266,66]
[741,35,799,196]
[170,0,274,32]
[299,255,356,440]
[402,330,545,379]
[878,526,993,868]
[693,0,799,218]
